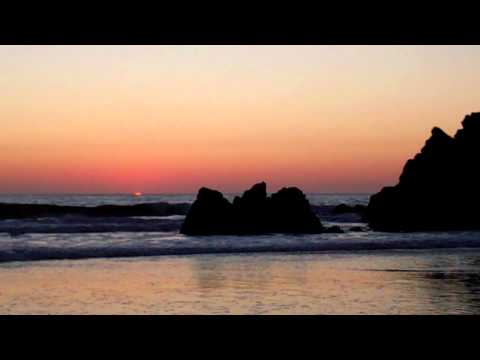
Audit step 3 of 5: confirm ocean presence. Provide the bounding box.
[1,193,480,314]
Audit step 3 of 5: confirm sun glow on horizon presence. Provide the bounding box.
[1,45,480,194]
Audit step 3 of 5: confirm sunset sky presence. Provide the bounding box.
[1,45,479,194]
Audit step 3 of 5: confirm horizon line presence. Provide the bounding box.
[0,191,374,196]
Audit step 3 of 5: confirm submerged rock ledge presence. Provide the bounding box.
[367,112,480,231]
[181,182,327,235]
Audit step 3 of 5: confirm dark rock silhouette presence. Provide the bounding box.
[268,186,324,233]
[179,187,235,235]
[367,112,480,231]
[232,182,269,234]
[0,202,190,219]
[181,182,324,235]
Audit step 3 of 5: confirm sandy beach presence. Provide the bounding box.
[1,248,479,314]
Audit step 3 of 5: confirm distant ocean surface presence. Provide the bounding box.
[0,193,369,207]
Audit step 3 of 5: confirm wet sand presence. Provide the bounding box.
[1,249,480,314]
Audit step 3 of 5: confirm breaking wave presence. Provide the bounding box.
[1,194,476,264]
[2,228,480,263]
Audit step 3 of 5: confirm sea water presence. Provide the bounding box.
[1,194,480,314]
[1,193,480,262]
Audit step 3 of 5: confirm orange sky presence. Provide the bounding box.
[1,45,480,194]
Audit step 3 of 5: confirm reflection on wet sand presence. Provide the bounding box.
[1,249,480,314]
[191,254,310,293]
[419,271,480,314]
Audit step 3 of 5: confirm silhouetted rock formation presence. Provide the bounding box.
[181,182,324,235]
[179,188,236,235]
[367,112,480,231]
[232,182,269,233]
[0,202,190,219]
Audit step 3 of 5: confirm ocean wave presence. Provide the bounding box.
[0,204,359,235]
[2,230,480,263]
[310,205,364,223]
[0,216,184,235]
[0,201,190,220]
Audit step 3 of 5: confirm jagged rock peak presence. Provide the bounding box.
[181,182,324,235]
[367,112,480,231]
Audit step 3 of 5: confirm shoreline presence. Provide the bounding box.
[2,248,479,315]
[2,233,480,264]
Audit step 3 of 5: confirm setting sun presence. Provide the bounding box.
[2,46,480,194]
